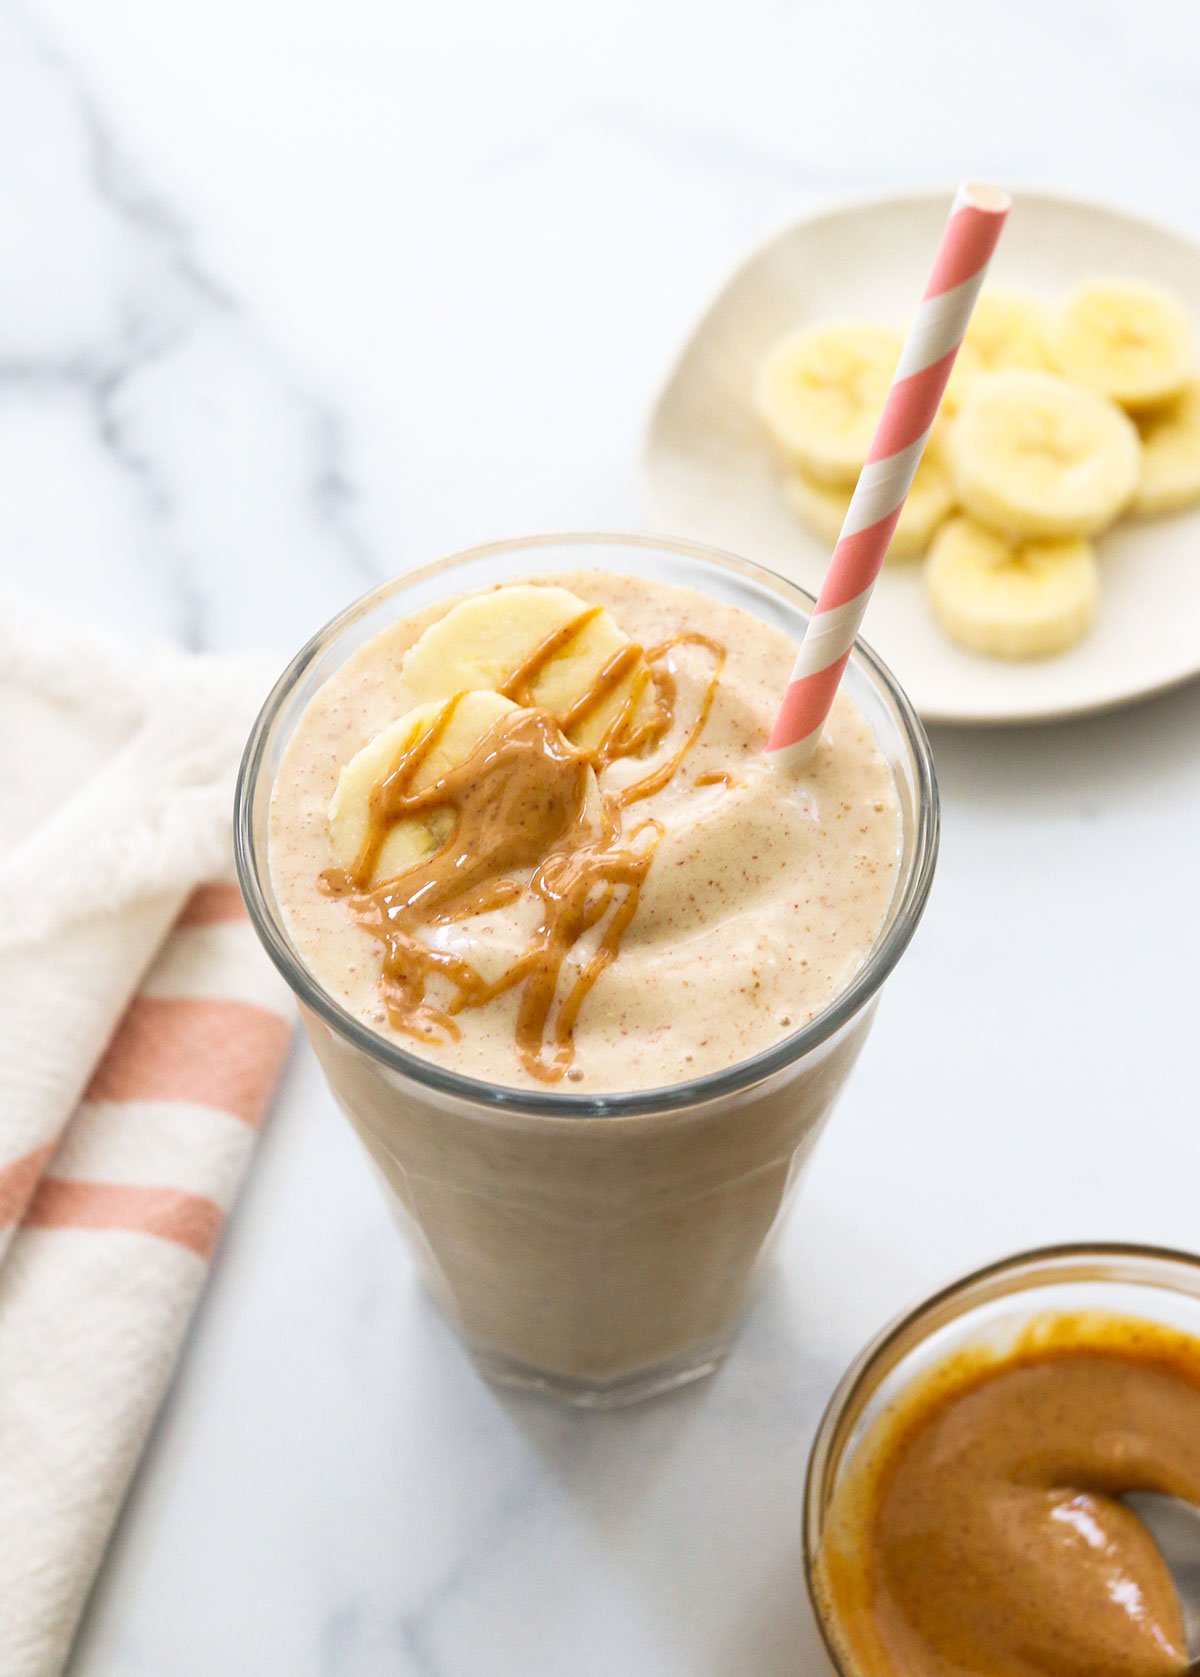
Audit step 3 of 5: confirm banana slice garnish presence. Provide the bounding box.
[400,584,657,755]
[926,516,1098,660]
[951,370,1140,539]
[328,690,519,885]
[1054,278,1196,411]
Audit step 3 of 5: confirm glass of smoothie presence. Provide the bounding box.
[805,1243,1200,1677]
[235,534,937,1406]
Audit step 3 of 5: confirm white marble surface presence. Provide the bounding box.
[3,0,1200,1670]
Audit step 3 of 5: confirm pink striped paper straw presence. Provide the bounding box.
[766,182,1010,764]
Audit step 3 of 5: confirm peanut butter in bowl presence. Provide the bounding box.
[807,1252,1200,1677]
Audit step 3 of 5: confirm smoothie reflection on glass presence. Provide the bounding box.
[235,535,937,1406]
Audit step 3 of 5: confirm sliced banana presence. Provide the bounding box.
[783,472,850,547]
[965,288,1056,373]
[400,584,656,754]
[926,516,1098,659]
[329,690,519,885]
[939,339,983,417]
[785,441,956,561]
[1054,278,1196,410]
[754,321,903,483]
[951,370,1140,538]
[1133,382,1200,516]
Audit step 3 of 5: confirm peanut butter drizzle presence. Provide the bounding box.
[321,610,726,1082]
[347,695,464,887]
[614,633,725,808]
[499,606,605,707]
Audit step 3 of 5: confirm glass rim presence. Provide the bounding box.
[801,1239,1200,1677]
[234,529,939,1120]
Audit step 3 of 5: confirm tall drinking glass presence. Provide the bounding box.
[236,534,938,1406]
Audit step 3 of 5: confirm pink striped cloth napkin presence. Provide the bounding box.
[0,609,293,1676]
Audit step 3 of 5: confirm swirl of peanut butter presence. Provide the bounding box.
[321,609,725,1081]
[819,1320,1200,1677]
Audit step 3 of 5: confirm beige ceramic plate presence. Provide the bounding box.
[642,189,1200,724]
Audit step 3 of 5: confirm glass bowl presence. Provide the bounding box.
[804,1242,1200,1674]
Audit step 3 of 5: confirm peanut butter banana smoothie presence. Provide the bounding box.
[241,538,935,1402]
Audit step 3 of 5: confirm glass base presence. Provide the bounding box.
[468,1335,732,1409]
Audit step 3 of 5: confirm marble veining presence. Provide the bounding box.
[1,0,1198,1672]
[1,1,381,657]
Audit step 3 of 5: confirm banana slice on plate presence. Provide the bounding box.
[952,370,1140,538]
[926,516,1098,659]
[939,339,984,417]
[329,690,519,885]
[1133,382,1200,516]
[754,321,903,483]
[1054,278,1196,410]
[401,584,657,754]
[785,442,956,561]
[965,288,1056,373]
[783,472,855,550]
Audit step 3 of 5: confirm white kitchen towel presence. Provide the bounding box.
[0,606,293,1677]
